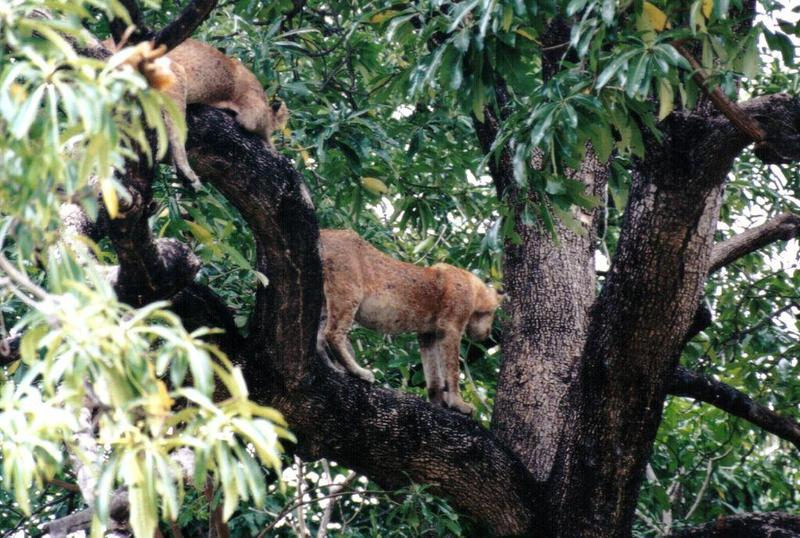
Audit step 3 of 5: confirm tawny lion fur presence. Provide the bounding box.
[320,229,502,415]
[104,38,289,189]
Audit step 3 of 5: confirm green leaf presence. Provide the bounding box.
[596,50,636,89]
[657,78,674,121]
[12,84,45,139]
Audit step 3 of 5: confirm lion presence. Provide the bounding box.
[319,229,503,415]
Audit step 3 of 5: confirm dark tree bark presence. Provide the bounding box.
[541,94,800,538]
[667,512,800,537]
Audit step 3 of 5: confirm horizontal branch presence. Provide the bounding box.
[670,366,800,450]
[709,212,800,274]
[287,373,541,535]
[45,489,129,538]
[668,511,800,537]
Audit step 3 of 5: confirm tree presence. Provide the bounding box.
[0,0,799,536]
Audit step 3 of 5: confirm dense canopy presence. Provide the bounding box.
[0,0,798,536]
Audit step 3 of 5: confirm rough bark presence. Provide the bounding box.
[548,95,800,537]
[474,95,608,484]
[667,512,800,537]
[490,160,605,482]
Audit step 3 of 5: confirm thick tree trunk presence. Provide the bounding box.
[474,105,608,484]
[491,159,605,481]
[544,98,800,536]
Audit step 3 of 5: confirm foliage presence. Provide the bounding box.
[0,0,798,535]
[0,1,291,536]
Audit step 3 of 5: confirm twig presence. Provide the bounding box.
[0,252,47,301]
[257,488,393,537]
[294,456,309,537]
[48,478,81,493]
[316,468,357,538]
[636,508,665,536]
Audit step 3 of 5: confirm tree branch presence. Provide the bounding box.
[169,282,244,350]
[667,512,800,537]
[674,42,766,143]
[0,334,20,367]
[102,168,201,307]
[45,490,129,538]
[709,212,800,273]
[710,94,800,165]
[153,0,218,52]
[670,366,800,450]
[110,0,154,45]
[183,105,543,535]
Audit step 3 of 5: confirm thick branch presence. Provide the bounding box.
[183,105,542,535]
[169,282,244,350]
[709,94,800,165]
[550,86,784,537]
[45,490,129,538]
[0,335,20,367]
[103,172,201,307]
[287,374,541,535]
[670,366,800,450]
[709,212,800,273]
[153,0,218,52]
[185,105,320,386]
[667,512,800,537]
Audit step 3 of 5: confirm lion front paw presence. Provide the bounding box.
[355,368,376,383]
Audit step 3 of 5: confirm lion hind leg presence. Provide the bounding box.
[163,65,201,190]
[418,333,446,407]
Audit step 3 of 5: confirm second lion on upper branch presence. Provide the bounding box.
[105,37,289,189]
[320,229,504,416]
